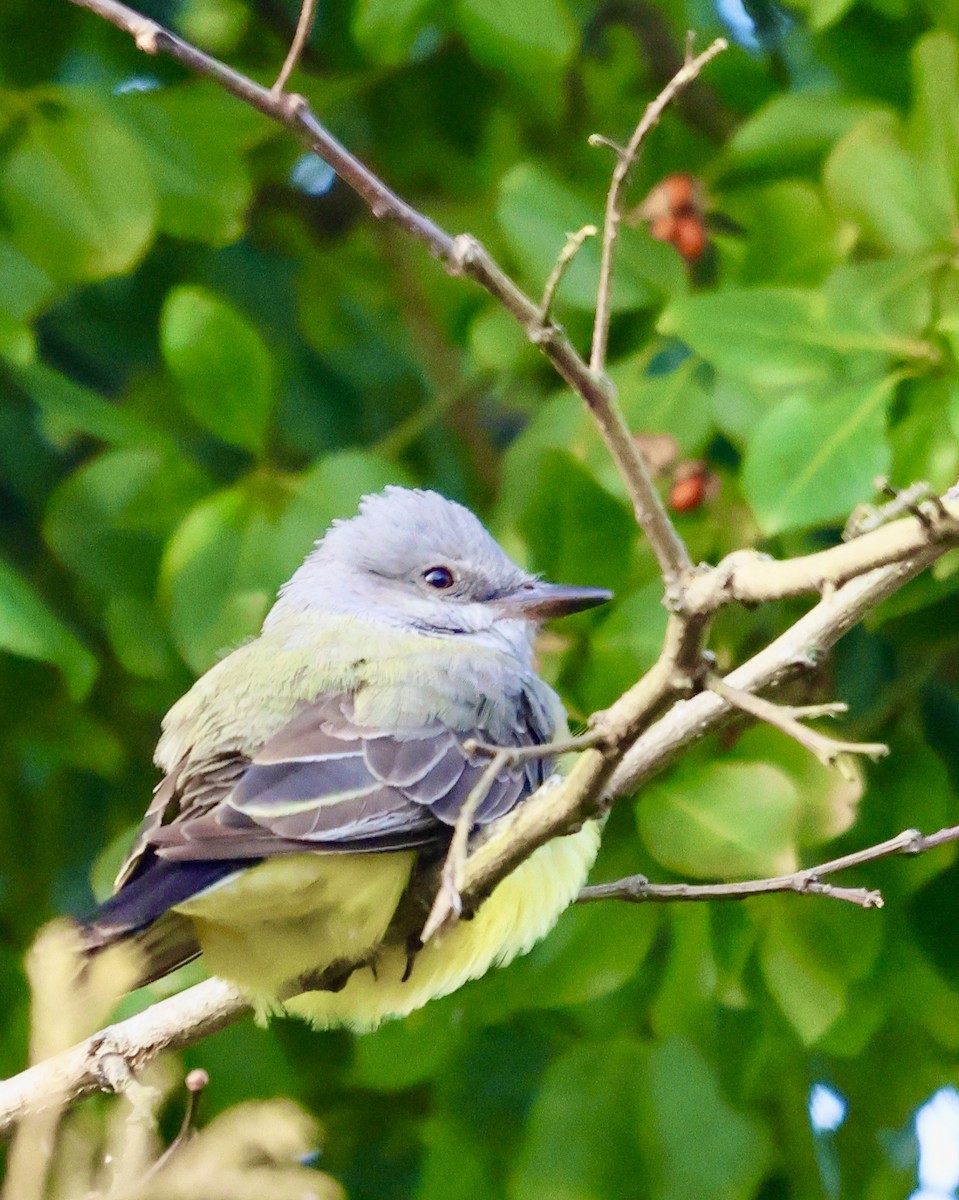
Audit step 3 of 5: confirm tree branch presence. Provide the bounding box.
[706,676,889,774]
[68,0,695,596]
[17,0,953,1144]
[608,543,945,800]
[538,224,597,325]
[579,825,959,909]
[420,750,514,944]
[0,531,954,1135]
[684,496,959,612]
[271,0,317,93]
[589,35,727,373]
[0,978,245,1134]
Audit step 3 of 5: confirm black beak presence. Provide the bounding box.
[497,580,613,620]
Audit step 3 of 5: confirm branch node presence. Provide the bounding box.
[587,133,628,159]
[709,675,887,773]
[279,91,309,118]
[449,233,481,274]
[132,17,160,52]
[94,1049,136,1095]
[528,322,558,347]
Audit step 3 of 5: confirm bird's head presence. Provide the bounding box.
[265,487,611,651]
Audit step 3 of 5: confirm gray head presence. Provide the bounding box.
[264,487,610,651]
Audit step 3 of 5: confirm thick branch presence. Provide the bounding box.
[0,978,244,1133]
[609,547,943,799]
[684,496,959,612]
[0,531,954,1133]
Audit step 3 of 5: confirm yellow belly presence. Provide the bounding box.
[174,851,416,998]
[173,823,601,1031]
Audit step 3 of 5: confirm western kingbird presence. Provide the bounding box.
[82,487,611,1029]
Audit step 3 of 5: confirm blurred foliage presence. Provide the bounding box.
[1,0,959,1195]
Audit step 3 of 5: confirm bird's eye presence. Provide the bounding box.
[423,566,455,590]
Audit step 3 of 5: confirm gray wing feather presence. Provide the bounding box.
[132,689,557,868]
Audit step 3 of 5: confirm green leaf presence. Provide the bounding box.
[276,450,408,561]
[468,896,658,1023]
[659,286,914,390]
[498,164,683,314]
[727,727,863,849]
[640,1038,773,1200]
[18,363,160,450]
[612,355,714,454]
[416,1117,500,1200]
[509,1039,646,1200]
[794,0,857,31]
[117,83,261,244]
[161,452,402,672]
[717,92,882,182]
[0,237,55,324]
[742,375,894,536]
[160,484,287,673]
[824,113,949,255]
[160,285,273,454]
[721,181,842,287]
[0,96,156,283]
[0,557,96,699]
[574,582,667,713]
[0,318,35,367]
[455,0,577,90]
[760,900,884,1044]
[907,32,959,233]
[893,379,959,493]
[515,450,637,596]
[105,593,176,680]
[351,1001,467,1092]
[45,447,211,597]
[638,757,801,879]
[353,0,435,62]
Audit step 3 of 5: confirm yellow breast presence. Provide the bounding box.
[173,821,601,1030]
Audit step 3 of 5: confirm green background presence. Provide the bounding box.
[2,0,959,1194]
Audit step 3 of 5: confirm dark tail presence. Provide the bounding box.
[79,857,252,988]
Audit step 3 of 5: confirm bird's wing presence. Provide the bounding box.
[124,691,553,871]
[85,690,554,979]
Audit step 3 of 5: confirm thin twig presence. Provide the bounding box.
[589,35,727,373]
[587,133,628,157]
[578,876,882,907]
[144,1068,208,1178]
[420,751,512,944]
[271,0,316,93]
[16,0,957,1140]
[462,730,609,762]
[843,479,934,539]
[708,675,889,777]
[68,0,695,595]
[538,224,597,324]
[579,824,958,908]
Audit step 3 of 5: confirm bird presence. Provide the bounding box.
[81,486,611,1031]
